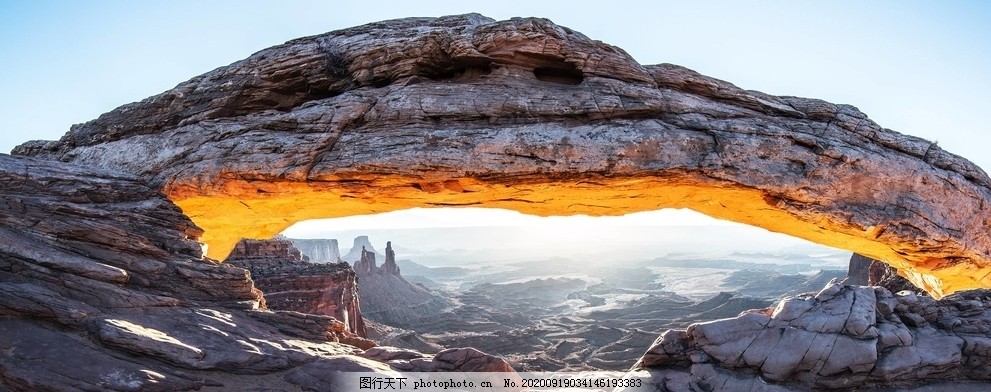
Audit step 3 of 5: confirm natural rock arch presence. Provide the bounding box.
[16,14,991,297]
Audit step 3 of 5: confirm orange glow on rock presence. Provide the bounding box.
[169,175,990,299]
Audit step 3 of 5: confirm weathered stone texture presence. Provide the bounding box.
[13,14,991,297]
[636,281,991,390]
[0,154,511,391]
[225,238,368,338]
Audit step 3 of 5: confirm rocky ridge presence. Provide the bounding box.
[0,154,513,391]
[225,238,369,339]
[13,14,991,297]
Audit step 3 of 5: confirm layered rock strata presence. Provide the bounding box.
[12,14,991,297]
[288,238,341,263]
[0,154,512,391]
[225,238,368,338]
[635,281,991,390]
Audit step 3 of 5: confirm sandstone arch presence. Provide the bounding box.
[15,14,991,297]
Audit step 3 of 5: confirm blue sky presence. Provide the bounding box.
[2,1,988,164]
[2,1,990,231]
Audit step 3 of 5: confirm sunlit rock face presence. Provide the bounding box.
[225,238,368,338]
[0,155,343,389]
[14,14,991,297]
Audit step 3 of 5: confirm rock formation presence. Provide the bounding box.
[844,252,922,295]
[634,281,991,390]
[342,235,383,263]
[382,241,401,276]
[229,236,305,260]
[12,14,991,297]
[288,238,341,263]
[225,238,367,337]
[869,257,924,295]
[353,246,376,275]
[351,242,452,326]
[843,253,874,286]
[0,153,513,391]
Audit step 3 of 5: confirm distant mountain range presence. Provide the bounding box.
[286,225,849,268]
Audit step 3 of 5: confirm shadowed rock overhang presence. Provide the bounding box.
[14,14,991,298]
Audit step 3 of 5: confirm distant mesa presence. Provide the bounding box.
[342,235,385,263]
[288,238,341,263]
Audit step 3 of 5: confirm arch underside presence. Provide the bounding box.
[173,172,989,299]
[15,14,991,298]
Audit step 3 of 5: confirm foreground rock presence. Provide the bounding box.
[225,238,369,339]
[0,154,512,391]
[635,281,991,390]
[14,14,991,297]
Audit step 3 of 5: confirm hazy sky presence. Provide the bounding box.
[2,1,989,233]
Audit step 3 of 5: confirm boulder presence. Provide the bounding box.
[637,281,991,390]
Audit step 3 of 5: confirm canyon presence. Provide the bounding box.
[3,13,991,391]
[224,238,368,339]
[232,233,991,390]
[242,233,850,373]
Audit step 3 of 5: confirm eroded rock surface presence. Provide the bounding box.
[225,238,368,338]
[0,154,512,391]
[12,14,991,297]
[635,281,991,390]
